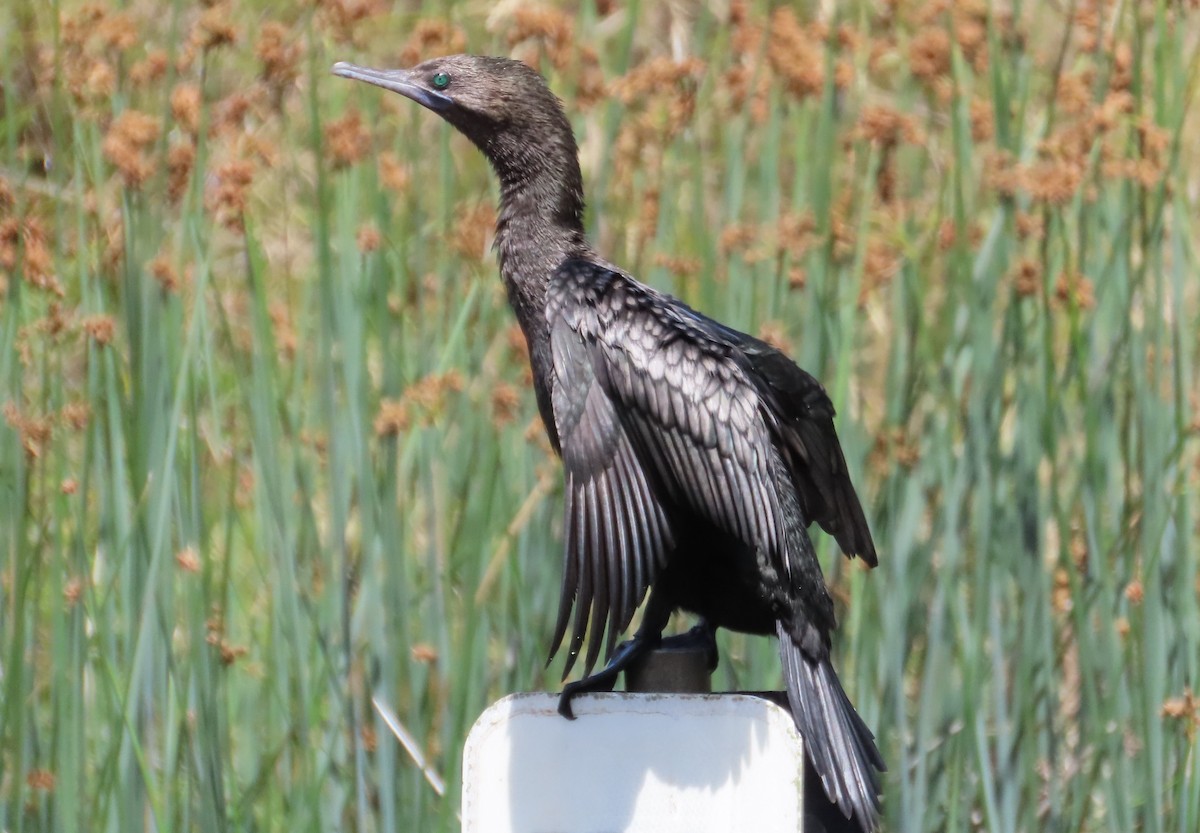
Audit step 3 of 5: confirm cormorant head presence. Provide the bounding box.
[332,55,576,179]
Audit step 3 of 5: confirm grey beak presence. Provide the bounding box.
[332,62,453,112]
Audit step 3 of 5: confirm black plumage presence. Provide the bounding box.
[334,54,884,831]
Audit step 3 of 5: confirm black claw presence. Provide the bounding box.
[557,690,578,720]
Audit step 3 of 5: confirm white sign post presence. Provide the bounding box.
[462,692,805,833]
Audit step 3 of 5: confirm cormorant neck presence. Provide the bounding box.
[485,130,590,341]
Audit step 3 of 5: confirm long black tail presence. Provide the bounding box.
[777,621,884,833]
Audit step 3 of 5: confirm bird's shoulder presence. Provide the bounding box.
[548,258,763,439]
[548,258,739,365]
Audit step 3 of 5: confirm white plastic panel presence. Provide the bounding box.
[462,693,804,833]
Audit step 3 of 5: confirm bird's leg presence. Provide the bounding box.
[658,618,719,670]
[557,588,673,720]
[556,634,658,719]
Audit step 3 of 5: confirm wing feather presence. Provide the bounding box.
[551,260,793,597]
[547,296,676,674]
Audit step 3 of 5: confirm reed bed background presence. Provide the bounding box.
[2,0,1198,830]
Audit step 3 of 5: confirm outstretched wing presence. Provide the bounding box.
[722,332,877,566]
[548,259,833,675]
[546,288,676,678]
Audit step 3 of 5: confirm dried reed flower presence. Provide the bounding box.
[574,47,607,109]
[26,770,55,792]
[130,50,169,86]
[217,642,248,665]
[411,643,438,663]
[505,6,575,71]
[206,159,255,231]
[1124,578,1144,605]
[491,383,521,426]
[969,98,994,142]
[613,57,705,103]
[268,301,297,360]
[638,188,660,243]
[1052,567,1073,614]
[5,400,52,458]
[176,547,201,573]
[319,0,387,46]
[196,2,238,51]
[767,9,824,100]
[652,254,702,277]
[80,314,117,345]
[1110,41,1134,92]
[1054,271,1095,310]
[60,4,106,47]
[872,427,920,474]
[257,22,301,104]
[102,110,161,189]
[757,321,792,354]
[718,223,758,256]
[450,203,496,261]
[147,254,180,294]
[61,402,90,431]
[776,212,816,257]
[1161,690,1199,727]
[983,150,1021,197]
[212,91,263,136]
[2,217,63,296]
[325,109,371,170]
[171,84,202,135]
[954,14,987,73]
[1057,72,1093,117]
[1022,161,1083,205]
[167,141,196,204]
[98,11,139,52]
[908,27,951,85]
[374,398,410,437]
[378,152,410,194]
[1013,258,1041,298]
[398,19,466,66]
[859,240,901,305]
[1015,212,1042,240]
[406,371,464,417]
[356,224,382,254]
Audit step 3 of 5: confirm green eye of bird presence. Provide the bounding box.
[431,72,450,90]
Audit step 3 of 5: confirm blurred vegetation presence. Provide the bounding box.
[2,0,1198,830]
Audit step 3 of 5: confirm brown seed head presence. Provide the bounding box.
[98,11,139,52]
[257,22,301,96]
[378,152,411,194]
[196,2,238,51]
[167,141,196,204]
[398,19,467,67]
[176,547,202,573]
[325,109,372,170]
[374,398,410,437]
[102,110,161,189]
[505,6,576,71]
[767,9,824,100]
[81,314,117,346]
[130,50,170,87]
[171,84,203,135]
[26,770,56,792]
[61,402,91,431]
[356,223,382,254]
[908,27,951,85]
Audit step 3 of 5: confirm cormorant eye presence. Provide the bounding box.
[431,72,451,90]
